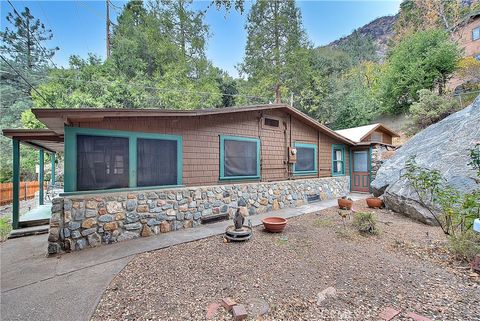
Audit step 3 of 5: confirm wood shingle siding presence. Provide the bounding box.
[73,109,350,187]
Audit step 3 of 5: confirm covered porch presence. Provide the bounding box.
[2,129,64,233]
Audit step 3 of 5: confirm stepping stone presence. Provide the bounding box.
[232,304,248,321]
[406,312,434,321]
[379,307,401,320]
[206,302,221,319]
[221,297,237,311]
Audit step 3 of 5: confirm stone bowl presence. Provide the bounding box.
[262,217,287,233]
[366,197,383,209]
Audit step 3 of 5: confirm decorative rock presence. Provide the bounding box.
[85,200,97,209]
[141,225,153,237]
[117,231,139,242]
[126,200,136,211]
[316,287,337,305]
[115,212,126,220]
[68,221,80,230]
[166,209,176,216]
[75,238,87,251]
[103,222,118,231]
[82,218,97,229]
[106,201,122,214]
[126,212,140,223]
[183,220,193,229]
[147,218,161,226]
[70,230,81,239]
[48,228,59,242]
[47,243,60,255]
[98,214,114,223]
[98,208,107,215]
[124,222,142,230]
[160,221,171,233]
[87,233,101,247]
[221,297,237,311]
[81,227,97,236]
[137,205,148,213]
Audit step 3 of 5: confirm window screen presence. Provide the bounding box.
[77,135,129,191]
[333,148,344,174]
[137,138,178,187]
[295,146,316,172]
[353,151,368,172]
[223,139,258,177]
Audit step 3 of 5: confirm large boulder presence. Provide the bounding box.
[371,96,480,225]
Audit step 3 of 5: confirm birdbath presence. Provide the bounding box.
[224,208,253,242]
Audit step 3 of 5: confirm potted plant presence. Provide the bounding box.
[338,196,353,210]
[366,197,383,209]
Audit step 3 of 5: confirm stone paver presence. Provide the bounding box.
[0,194,366,321]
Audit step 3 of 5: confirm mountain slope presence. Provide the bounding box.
[329,15,397,59]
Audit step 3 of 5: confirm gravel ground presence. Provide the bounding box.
[92,201,480,321]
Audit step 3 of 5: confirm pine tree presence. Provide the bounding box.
[239,0,309,102]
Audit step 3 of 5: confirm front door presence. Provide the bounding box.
[352,149,370,193]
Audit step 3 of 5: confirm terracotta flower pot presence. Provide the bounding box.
[366,197,383,209]
[262,217,287,233]
[338,198,353,210]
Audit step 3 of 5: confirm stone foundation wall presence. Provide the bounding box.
[47,176,349,255]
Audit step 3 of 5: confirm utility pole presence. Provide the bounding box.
[106,0,110,58]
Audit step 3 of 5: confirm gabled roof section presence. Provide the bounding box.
[334,123,400,143]
[31,104,355,145]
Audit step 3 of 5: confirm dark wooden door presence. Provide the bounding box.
[352,150,370,193]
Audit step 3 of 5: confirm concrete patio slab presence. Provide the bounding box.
[1,193,367,321]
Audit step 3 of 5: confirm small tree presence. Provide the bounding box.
[380,29,460,114]
[405,89,460,135]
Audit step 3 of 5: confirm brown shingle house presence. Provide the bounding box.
[3,104,360,254]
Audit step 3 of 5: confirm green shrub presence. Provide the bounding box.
[448,230,480,262]
[352,211,378,235]
[406,89,460,135]
[0,216,11,241]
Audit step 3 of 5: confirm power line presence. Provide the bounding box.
[0,55,55,108]
[75,0,117,26]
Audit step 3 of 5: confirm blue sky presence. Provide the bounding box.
[1,1,401,77]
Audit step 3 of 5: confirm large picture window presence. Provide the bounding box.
[473,27,480,41]
[77,135,129,191]
[64,126,183,193]
[293,143,318,175]
[220,135,260,180]
[137,138,178,187]
[332,144,346,176]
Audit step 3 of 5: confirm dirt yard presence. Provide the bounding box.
[91,200,479,321]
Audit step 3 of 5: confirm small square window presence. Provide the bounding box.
[473,27,480,41]
[220,136,260,180]
[293,143,317,175]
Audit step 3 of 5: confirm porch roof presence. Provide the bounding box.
[2,129,64,153]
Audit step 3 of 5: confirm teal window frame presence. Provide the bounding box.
[331,144,346,176]
[64,126,183,193]
[219,135,261,181]
[293,142,318,176]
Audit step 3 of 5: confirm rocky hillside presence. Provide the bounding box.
[329,15,397,59]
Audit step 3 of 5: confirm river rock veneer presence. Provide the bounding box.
[47,176,349,255]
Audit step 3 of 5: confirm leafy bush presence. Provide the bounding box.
[405,89,460,135]
[0,216,11,241]
[448,231,480,262]
[352,211,378,235]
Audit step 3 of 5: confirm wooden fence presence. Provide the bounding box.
[0,181,47,205]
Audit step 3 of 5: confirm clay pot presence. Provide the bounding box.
[366,197,383,209]
[262,217,287,233]
[338,198,353,210]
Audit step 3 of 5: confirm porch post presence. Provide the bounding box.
[39,149,44,205]
[12,139,20,230]
[51,153,56,186]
